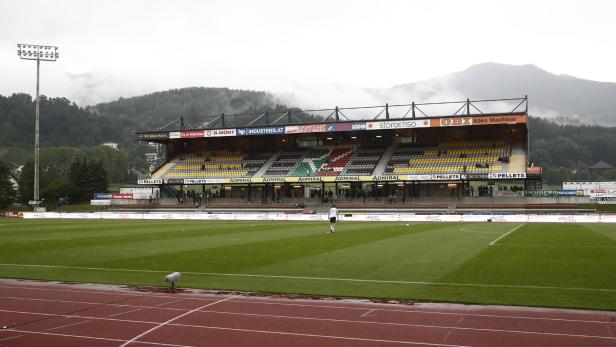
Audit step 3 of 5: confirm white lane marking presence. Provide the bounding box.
[3,293,616,326]
[156,299,184,307]
[109,308,143,318]
[2,308,615,342]
[441,331,453,343]
[489,224,525,245]
[5,329,190,346]
[224,300,616,325]
[1,262,615,293]
[119,294,242,347]
[47,320,90,331]
[360,309,375,317]
[0,295,185,312]
[163,324,470,346]
[193,309,616,340]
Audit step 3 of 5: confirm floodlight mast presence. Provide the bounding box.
[17,44,59,203]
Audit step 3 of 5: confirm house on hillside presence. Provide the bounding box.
[588,160,613,176]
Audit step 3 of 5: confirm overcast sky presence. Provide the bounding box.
[1,0,615,106]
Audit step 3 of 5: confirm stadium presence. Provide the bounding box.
[3,97,616,346]
[133,97,536,211]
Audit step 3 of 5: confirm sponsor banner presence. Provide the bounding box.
[334,175,363,182]
[407,174,432,181]
[183,178,224,184]
[430,117,473,127]
[324,122,367,132]
[596,196,616,204]
[138,132,169,140]
[237,126,285,136]
[297,176,324,183]
[429,115,526,127]
[590,189,616,198]
[555,190,580,197]
[351,122,367,131]
[20,212,616,223]
[564,182,616,196]
[138,179,163,185]
[372,175,404,182]
[112,193,133,199]
[524,190,582,197]
[254,177,285,183]
[430,174,460,181]
[164,179,184,184]
[471,114,527,126]
[227,177,251,184]
[526,166,543,175]
[95,193,112,199]
[180,130,205,139]
[461,173,489,180]
[90,199,111,206]
[0,211,21,218]
[285,124,327,134]
[488,173,526,179]
[406,174,460,181]
[366,119,430,130]
[204,128,236,137]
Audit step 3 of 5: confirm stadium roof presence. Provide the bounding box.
[136,97,529,141]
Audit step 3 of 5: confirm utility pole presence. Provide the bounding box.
[17,44,59,205]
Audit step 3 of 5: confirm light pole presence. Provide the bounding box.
[17,44,59,204]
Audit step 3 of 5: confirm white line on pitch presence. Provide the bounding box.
[491,244,616,249]
[1,262,615,293]
[489,224,525,246]
[459,228,499,234]
[119,294,242,347]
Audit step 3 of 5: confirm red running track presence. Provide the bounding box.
[0,279,615,346]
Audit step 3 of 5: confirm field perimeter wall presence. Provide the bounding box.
[21,212,616,223]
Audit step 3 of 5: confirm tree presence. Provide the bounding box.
[0,160,16,209]
[69,156,108,202]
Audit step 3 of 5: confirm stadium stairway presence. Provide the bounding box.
[151,162,176,179]
[372,146,395,176]
[253,150,282,178]
[509,145,527,172]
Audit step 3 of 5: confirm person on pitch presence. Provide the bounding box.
[328,204,338,233]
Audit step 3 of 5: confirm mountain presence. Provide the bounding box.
[389,63,616,126]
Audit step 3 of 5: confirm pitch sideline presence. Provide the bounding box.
[0,262,615,293]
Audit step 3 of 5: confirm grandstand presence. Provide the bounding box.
[136,97,537,204]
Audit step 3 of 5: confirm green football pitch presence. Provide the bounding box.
[1,219,615,310]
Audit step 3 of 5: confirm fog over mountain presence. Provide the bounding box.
[280,63,616,126]
[388,63,616,125]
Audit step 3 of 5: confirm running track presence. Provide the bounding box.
[0,279,615,346]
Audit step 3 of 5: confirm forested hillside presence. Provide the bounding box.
[1,88,616,186]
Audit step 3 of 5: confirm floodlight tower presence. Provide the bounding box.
[17,44,59,203]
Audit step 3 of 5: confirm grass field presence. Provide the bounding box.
[1,219,615,310]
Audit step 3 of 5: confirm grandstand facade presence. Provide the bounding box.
[136,97,538,202]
